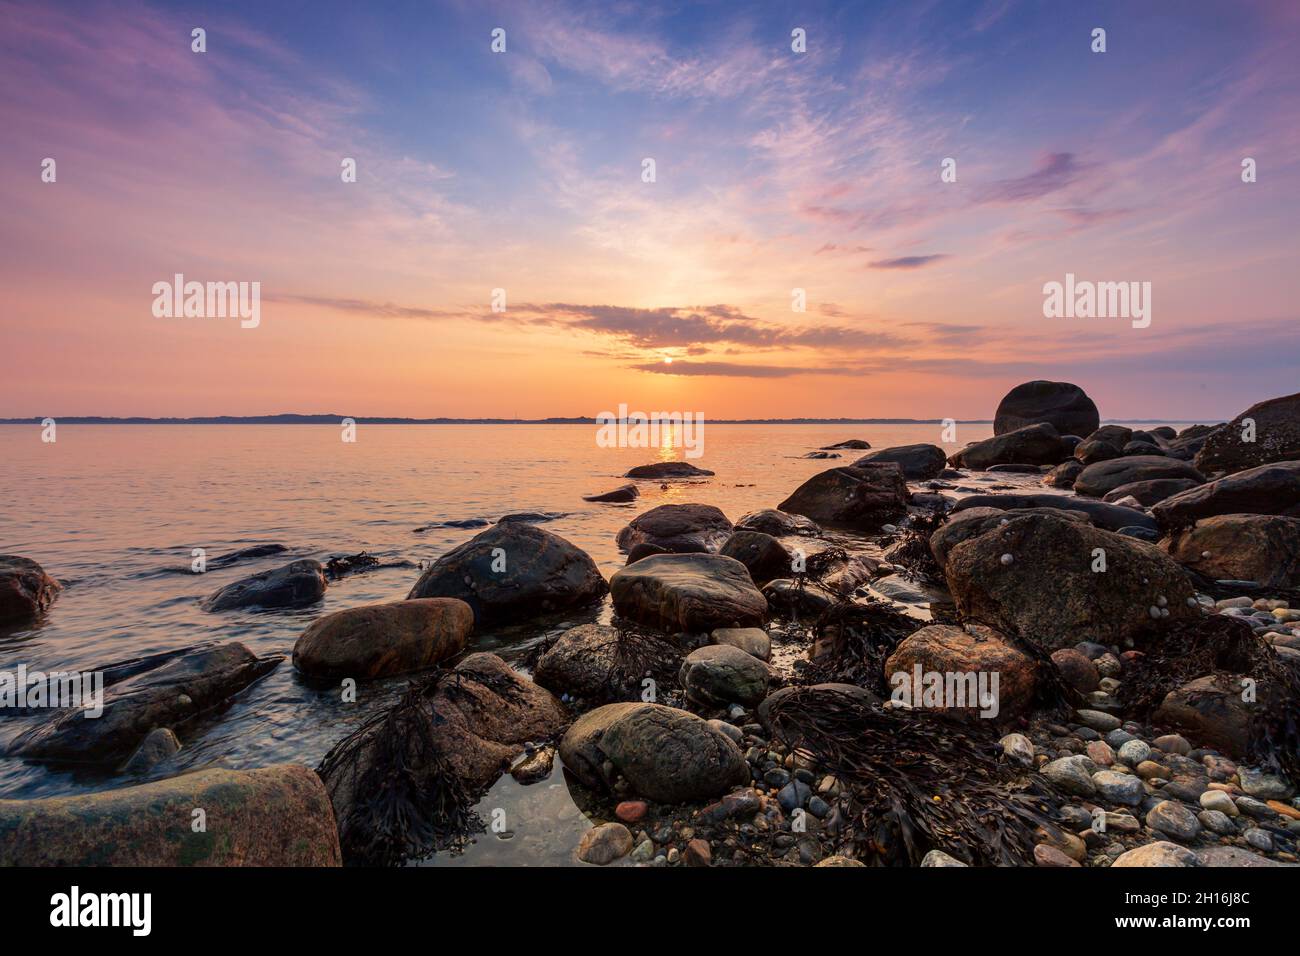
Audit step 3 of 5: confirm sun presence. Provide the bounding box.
[663,356,673,364]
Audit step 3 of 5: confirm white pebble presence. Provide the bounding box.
[1000,553,1013,566]
[1149,606,1161,619]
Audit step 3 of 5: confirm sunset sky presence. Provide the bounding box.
[2,0,1298,420]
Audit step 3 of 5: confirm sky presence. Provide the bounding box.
[1,0,1298,420]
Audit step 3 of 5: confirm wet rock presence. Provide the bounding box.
[944,512,1197,651]
[679,645,774,707]
[883,623,1038,718]
[777,462,909,530]
[1153,461,1300,526]
[1074,456,1205,498]
[719,530,793,585]
[1034,843,1080,867]
[1112,841,1201,867]
[407,522,607,625]
[8,642,281,765]
[577,822,633,865]
[510,747,554,784]
[533,623,681,705]
[1102,478,1201,506]
[118,727,181,775]
[994,381,1099,438]
[1194,391,1300,475]
[584,484,639,503]
[0,555,62,624]
[734,509,820,536]
[930,507,1090,571]
[711,626,771,661]
[755,683,880,742]
[1075,438,1124,465]
[616,503,734,554]
[293,598,473,681]
[1043,460,1084,489]
[948,423,1068,470]
[1154,734,1191,755]
[610,553,766,633]
[1146,800,1201,842]
[949,493,1157,533]
[1092,770,1145,805]
[1041,756,1098,796]
[0,765,340,865]
[201,558,327,611]
[1154,672,1282,759]
[685,838,712,866]
[1162,514,1300,588]
[822,439,871,450]
[616,800,648,824]
[1239,767,1296,800]
[920,849,969,867]
[817,855,865,866]
[1000,732,1035,766]
[558,702,749,803]
[852,443,947,480]
[625,461,715,479]
[1051,648,1100,693]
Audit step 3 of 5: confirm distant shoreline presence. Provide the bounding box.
[0,415,1208,426]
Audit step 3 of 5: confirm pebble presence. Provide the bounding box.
[1236,796,1276,820]
[1092,770,1145,806]
[1153,734,1190,755]
[1146,800,1201,842]
[1199,790,1238,816]
[577,823,634,865]
[616,800,648,824]
[1117,739,1152,766]
[1076,709,1121,732]
[1033,843,1080,867]
[1198,810,1235,835]
[1243,828,1273,852]
[685,838,712,866]
[1086,741,1115,766]
[1238,768,1295,801]
[1042,756,1098,796]
[920,849,968,867]
[999,732,1035,766]
[778,780,811,813]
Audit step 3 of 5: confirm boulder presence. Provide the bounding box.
[679,644,774,707]
[1162,514,1300,588]
[1166,425,1218,461]
[1154,673,1282,758]
[993,381,1099,438]
[1042,460,1084,488]
[533,623,681,704]
[711,627,771,661]
[1151,461,1300,527]
[777,462,909,530]
[1073,456,1205,498]
[0,555,61,625]
[719,530,793,585]
[200,558,327,611]
[1123,440,1165,457]
[292,598,474,681]
[1050,648,1100,693]
[948,423,1067,470]
[558,702,749,803]
[944,513,1198,651]
[616,503,733,554]
[1111,841,1201,867]
[119,727,181,775]
[0,765,341,866]
[883,623,1037,718]
[609,553,766,633]
[1074,439,1124,465]
[950,493,1157,533]
[625,462,714,479]
[930,506,1090,570]
[1194,391,1300,475]
[8,643,282,765]
[852,444,947,480]
[1102,478,1200,506]
[734,509,820,536]
[822,439,871,450]
[407,522,607,625]
[584,484,639,503]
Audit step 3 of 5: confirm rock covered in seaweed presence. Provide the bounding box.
[0,555,62,625]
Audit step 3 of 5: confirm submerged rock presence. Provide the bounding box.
[616,503,734,554]
[993,381,1099,438]
[200,558,327,611]
[293,598,474,680]
[777,462,909,530]
[0,765,341,866]
[407,522,607,625]
[558,702,749,803]
[118,727,181,775]
[719,529,793,584]
[734,509,820,536]
[821,439,871,450]
[625,462,714,479]
[583,484,639,503]
[852,443,947,480]
[943,512,1197,651]
[0,555,61,625]
[610,553,767,633]
[8,642,282,765]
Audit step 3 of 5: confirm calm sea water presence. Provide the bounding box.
[0,421,1180,864]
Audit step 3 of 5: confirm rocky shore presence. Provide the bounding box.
[2,381,1299,868]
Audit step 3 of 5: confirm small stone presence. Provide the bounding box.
[1117,739,1152,766]
[1092,770,1145,806]
[684,838,712,866]
[1238,767,1295,800]
[1086,741,1115,767]
[1199,790,1238,816]
[1112,841,1201,867]
[1146,800,1201,842]
[1243,828,1273,851]
[616,800,648,824]
[577,822,634,865]
[1198,810,1235,835]
[1033,843,1080,867]
[630,839,655,862]
[920,849,968,867]
[1042,756,1098,796]
[1153,734,1190,756]
[999,732,1035,766]
[1076,709,1121,732]
[778,779,811,812]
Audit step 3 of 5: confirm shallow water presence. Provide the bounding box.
[0,421,1180,864]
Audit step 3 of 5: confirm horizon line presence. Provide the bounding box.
[0,414,1213,426]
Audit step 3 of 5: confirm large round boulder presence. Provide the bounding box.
[558,702,750,803]
[931,507,1090,571]
[777,462,908,530]
[943,512,1198,651]
[1151,461,1300,527]
[0,555,61,625]
[1162,515,1300,588]
[947,423,1067,470]
[679,644,775,707]
[1073,456,1205,498]
[615,503,733,554]
[293,598,474,680]
[0,765,341,866]
[407,522,607,625]
[610,553,766,633]
[1195,391,1300,475]
[993,381,1099,437]
[883,623,1038,718]
[852,444,947,480]
[201,558,327,611]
